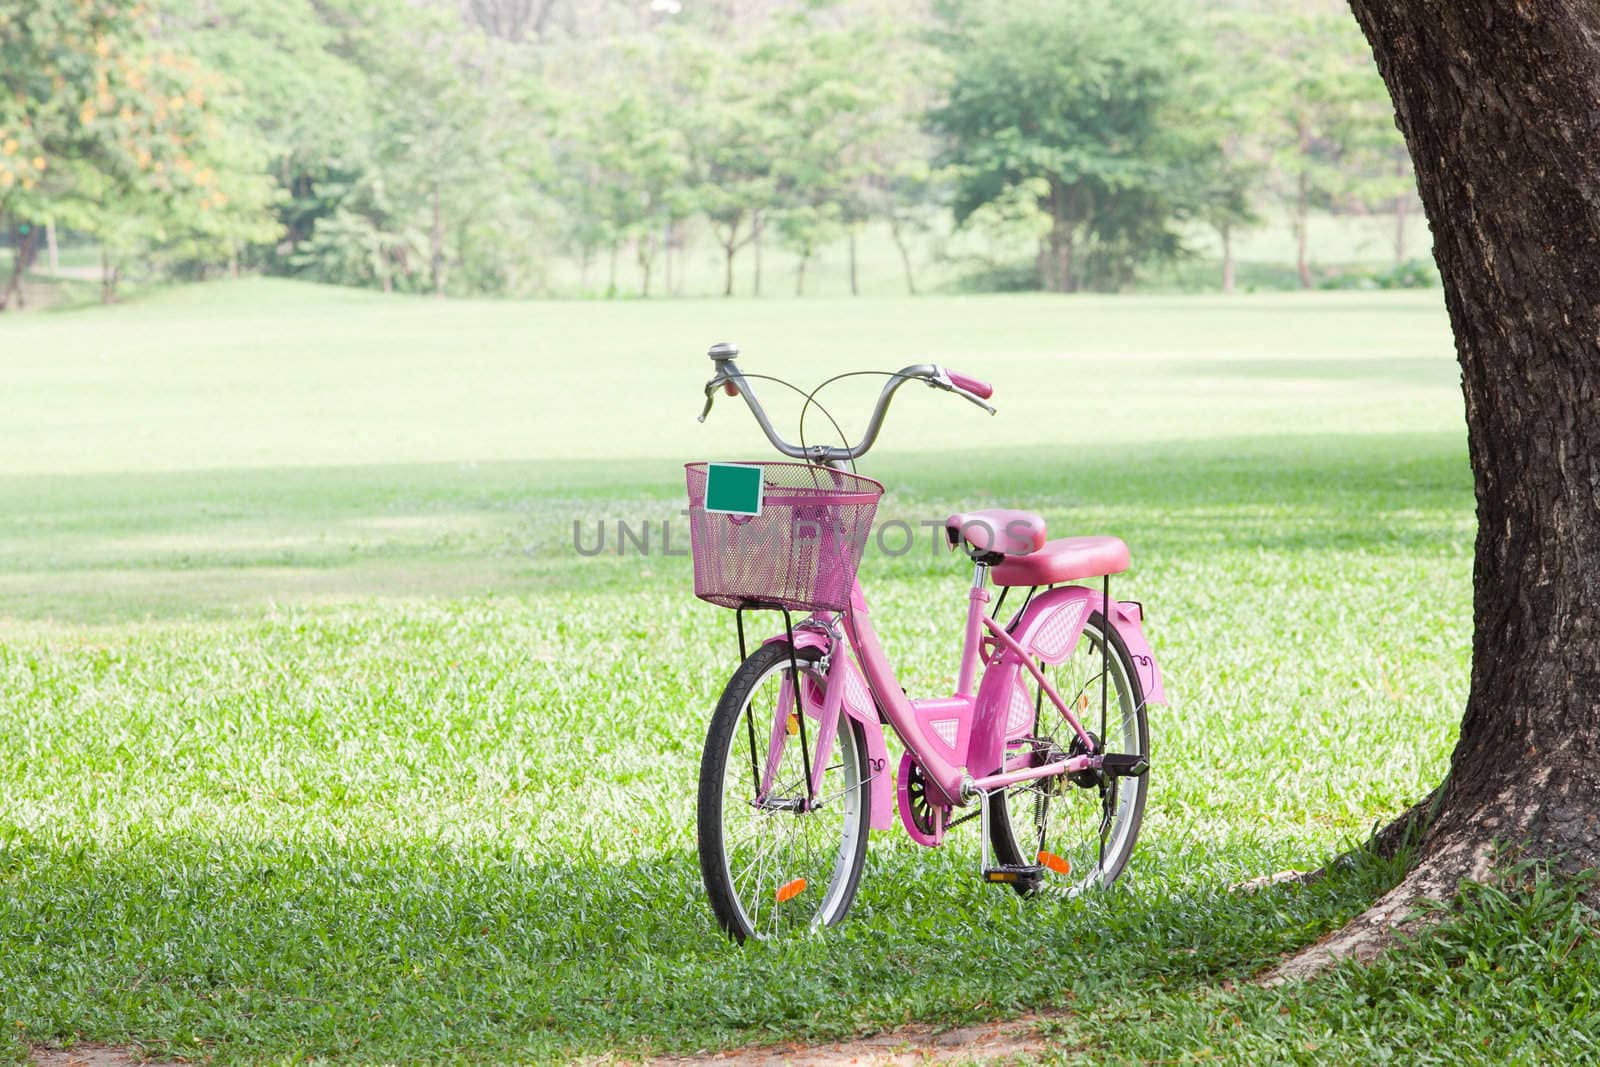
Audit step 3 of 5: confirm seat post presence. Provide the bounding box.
[957,562,991,698]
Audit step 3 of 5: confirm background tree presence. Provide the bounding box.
[0,0,273,308]
[1248,8,1398,288]
[932,0,1217,293]
[677,43,776,298]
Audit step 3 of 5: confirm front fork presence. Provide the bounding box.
[757,633,848,809]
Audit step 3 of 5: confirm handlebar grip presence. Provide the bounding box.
[945,369,994,400]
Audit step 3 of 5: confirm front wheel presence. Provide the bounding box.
[697,642,871,941]
[987,612,1150,896]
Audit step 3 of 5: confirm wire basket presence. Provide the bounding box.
[685,462,884,613]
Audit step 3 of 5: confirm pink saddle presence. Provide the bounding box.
[945,508,1129,587]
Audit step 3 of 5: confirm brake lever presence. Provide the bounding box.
[957,388,998,416]
[927,376,997,416]
[698,387,715,423]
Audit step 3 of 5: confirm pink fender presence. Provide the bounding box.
[968,586,1166,776]
[764,629,895,830]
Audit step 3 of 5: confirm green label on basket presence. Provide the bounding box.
[704,463,763,517]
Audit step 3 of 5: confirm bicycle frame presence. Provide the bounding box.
[696,344,1162,852]
[760,569,1166,846]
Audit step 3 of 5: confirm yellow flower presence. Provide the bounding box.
[195,166,213,186]
[1,137,18,156]
[79,104,96,125]
[31,155,45,171]
[95,36,111,58]
[0,171,13,189]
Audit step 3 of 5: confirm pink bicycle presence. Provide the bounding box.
[688,343,1166,941]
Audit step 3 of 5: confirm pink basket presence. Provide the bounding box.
[685,462,884,613]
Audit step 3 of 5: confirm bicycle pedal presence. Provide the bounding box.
[1100,753,1150,778]
[983,864,1043,884]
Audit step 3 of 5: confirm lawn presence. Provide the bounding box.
[0,279,1551,1063]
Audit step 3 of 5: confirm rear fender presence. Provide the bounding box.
[969,586,1166,775]
[763,629,894,830]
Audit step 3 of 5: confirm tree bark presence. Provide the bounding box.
[1274,0,1600,979]
[46,221,59,274]
[848,229,859,297]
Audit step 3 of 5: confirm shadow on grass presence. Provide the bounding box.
[0,825,1407,1063]
[0,430,1470,623]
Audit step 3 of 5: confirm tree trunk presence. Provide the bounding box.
[795,252,809,297]
[722,240,735,298]
[636,233,654,297]
[1274,0,1600,980]
[1042,177,1071,293]
[751,213,763,297]
[46,221,59,274]
[430,184,446,297]
[1220,222,1236,294]
[1394,153,1411,263]
[848,229,859,297]
[662,222,673,296]
[1294,113,1315,289]
[100,249,117,305]
[608,240,619,298]
[1,222,38,311]
[888,215,918,296]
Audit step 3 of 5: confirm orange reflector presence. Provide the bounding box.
[984,871,1019,883]
[785,713,799,736]
[775,878,807,903]
[1038,851,1071,875]
[1076,693,1090,715]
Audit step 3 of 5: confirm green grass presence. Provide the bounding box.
[1024,868,1600,1065]
[0,279,1547,1064]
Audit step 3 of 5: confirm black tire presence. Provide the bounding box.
[697,642,872,941]
[987,611,1150,895]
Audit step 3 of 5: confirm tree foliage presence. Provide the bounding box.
[933,0,1218,292]
[2,0,1419,301]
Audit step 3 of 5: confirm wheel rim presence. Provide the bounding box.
[716,659,865,938]
[996,620,1147,894]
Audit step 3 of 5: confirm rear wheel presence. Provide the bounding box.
[987,612,1149,895]
[698,642,872,941]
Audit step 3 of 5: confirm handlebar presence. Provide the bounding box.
[696,342,995,464]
